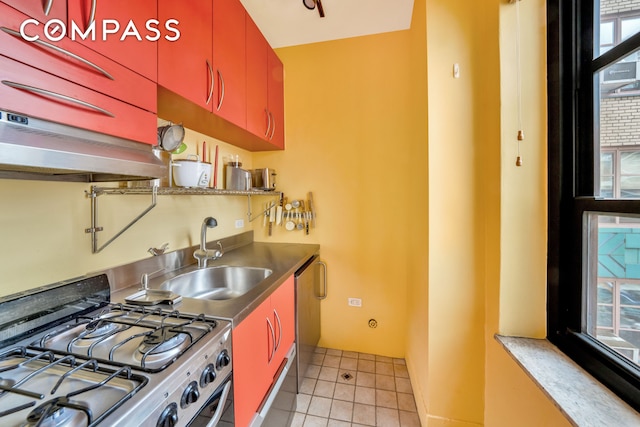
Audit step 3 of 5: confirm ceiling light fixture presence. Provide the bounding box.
[302,0,325,18]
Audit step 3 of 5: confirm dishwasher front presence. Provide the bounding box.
[294,254,327,391]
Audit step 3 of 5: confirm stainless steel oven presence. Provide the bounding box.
[0,274,233,427]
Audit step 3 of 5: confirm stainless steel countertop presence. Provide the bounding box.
[110,238,319,326]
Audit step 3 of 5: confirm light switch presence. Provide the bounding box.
[453,63,460,79]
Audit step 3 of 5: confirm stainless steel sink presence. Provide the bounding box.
[159,266,272,300]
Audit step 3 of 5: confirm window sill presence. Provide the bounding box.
[496,335,640,426]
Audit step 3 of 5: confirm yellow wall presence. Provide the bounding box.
[497,0,549,339]
[407,0,569,426]
[254,15,428,357]
[483,1,568,426]
[0,127,253,296]
[425,0,489,423]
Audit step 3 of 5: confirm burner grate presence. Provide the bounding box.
[0,347,147,427]
[28,305,218,373]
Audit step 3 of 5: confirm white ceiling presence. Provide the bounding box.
[240,0,415,48]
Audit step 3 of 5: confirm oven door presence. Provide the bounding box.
[187,376,233,427]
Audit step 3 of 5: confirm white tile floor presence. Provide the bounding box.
[291,347,421,427]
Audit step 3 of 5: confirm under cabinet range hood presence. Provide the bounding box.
[0,110,168,182]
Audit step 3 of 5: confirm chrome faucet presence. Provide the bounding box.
[193,217,224,268]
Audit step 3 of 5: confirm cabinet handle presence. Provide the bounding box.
[2,80,115,117]
[88,0,97,30]
[264,109,271,138]
[205,60,214,105]
[266,317,275,363]
[268,111,276,140]
[43,0,54,15]
[216,69,225,111]
[317,260,328,300]
[1,27,114,81]
[273,309,282,353]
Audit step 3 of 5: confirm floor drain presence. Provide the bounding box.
[341,372,353,381]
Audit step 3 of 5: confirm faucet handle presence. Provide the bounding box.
[139,267,166,290]
[215,241,224,259]
[140,273,150,290]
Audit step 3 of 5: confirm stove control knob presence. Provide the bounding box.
[200,363,216,388]
[180,381,200,409]
[216,349,231,370]
[157,402,178,427]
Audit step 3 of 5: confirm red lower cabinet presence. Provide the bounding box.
[232,276,295,427]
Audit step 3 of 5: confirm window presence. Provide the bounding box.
[600,148,640,198]
[599,13,640,97]
[548,0,640,410]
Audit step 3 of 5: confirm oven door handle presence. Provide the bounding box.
[204,379,232,427]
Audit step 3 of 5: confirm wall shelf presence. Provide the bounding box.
[85,185,281,254]
[90,186,281,197]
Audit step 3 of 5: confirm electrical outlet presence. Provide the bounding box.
[235,219,244,228]
[348,298,362,307]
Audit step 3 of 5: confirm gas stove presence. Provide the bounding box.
[0,274,232,427]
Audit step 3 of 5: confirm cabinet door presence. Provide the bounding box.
[67,0,157,81]
[270,276,295,375]
[267,49,285,149]
[0,56,156,144]
[1,0,66,23]
[232,298,273,427]
[245,14,269,141]
[212,0,246,127]
[0,3,156,113]
[158,0,212,110]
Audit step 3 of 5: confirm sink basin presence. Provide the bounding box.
[159,266,272,300]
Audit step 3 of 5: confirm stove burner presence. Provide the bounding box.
[25,397,92,427]
[138,327,189,355]
[83,321,121,339]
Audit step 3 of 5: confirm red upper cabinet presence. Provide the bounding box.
[0,56,156,144]
[212,0,246,128]
[158,0,213,110]
[1,0,66,23]
[0,2,156,144]
[67,0,158,81]
[246,14,285,149]
[0,4,156,114]
[267,49,285,149]
[155,0,285,151]
[245,15,269,142]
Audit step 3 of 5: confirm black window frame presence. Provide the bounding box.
[548,0,640,411]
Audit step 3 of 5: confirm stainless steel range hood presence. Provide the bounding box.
[0,110,168,182]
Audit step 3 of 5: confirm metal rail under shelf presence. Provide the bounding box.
[85,186,282,254]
